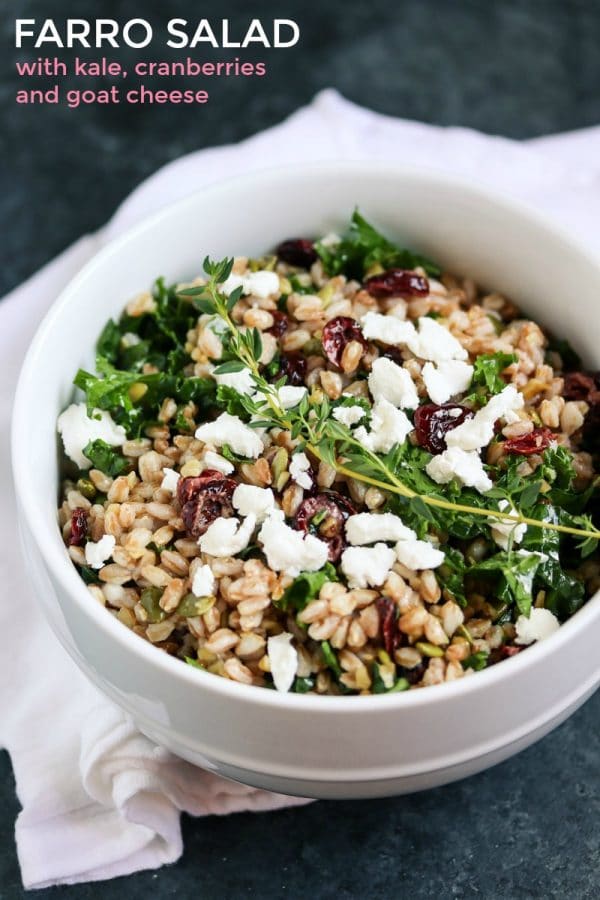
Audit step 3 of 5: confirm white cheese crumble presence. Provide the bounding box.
[277,385,308,409]
[413,316,468,363]
[426,447,492,494]
[515,607,560,645]
[354,398,413,453]
[489,499,527,550]
[395,538,445,570]
[252,384,307,410]
[195,412,264,459]
[360,312,418,346]
[160,468,181,493]
[346,512,415,545]
[57,403,126,469]
[198,514,257,557]
[340,543,397,589]
[191,564,216,598]
[84,534,116,570]
[214,366,255,395]
[422,359,474,405]
[258,510,329,577]
[446,385,524,452]
[289,452,313,490]
[368,357,419,409]
[201,450,234,475]
[267,633,298,693]
[332,405,366,427]
[232,484,275,523]
[221,269,280,300]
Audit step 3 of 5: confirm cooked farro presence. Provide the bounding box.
[57,212,600,695]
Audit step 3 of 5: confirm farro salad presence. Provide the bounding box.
[57,212,600,695]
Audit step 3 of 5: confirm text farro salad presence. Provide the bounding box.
[57,212,600,695]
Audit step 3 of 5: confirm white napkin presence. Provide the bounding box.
[2,89,600,889]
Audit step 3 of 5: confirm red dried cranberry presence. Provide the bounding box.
[274,351,307,386]
[177,470,237,538]
[377,596,397,656]
[501,645,522,658]
[363,269,429,298]
[414,404,475,454]
[294,491,356,562]
[69,508,88,546]
[397,661,427,685]
[381,347,405,366]
[563,371,600,403]
[321,316,367,369]
[503,428,554,456]
[267,310,290,339]
[276,239,317,268]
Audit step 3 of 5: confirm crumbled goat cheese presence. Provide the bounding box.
[277,385,308,409]
[426,447,492,494]
[191,564,216,598]
[84,534,116,570]
[121,332,141,347]
[340,543,397,589]
[332,405,366,427]
[195,412,264,458]
[445,385,524,452]
[489,499,527,550]
[289,452,313,490]
[198,514,257,557]
[232,484,275,522]
[515,607,560,645]
[395,538,445,570]
[267,633,298,693]
[57,403,126,469]
[354,398,413,453]
[161,468,181,493]
[368,357,419,409]
[201,450,234,475]
[422,359,474,405]
[360,312,418,346]
[221,269,280,300]
[252,384,307,410]
[214,366,255,395]
[346,512,415,545]
[413,316,468,363]
[258,510,329,577]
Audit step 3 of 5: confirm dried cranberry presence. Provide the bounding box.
[397,661,427,685]
[177,470,237,538]
[414,403,475,454]
[294,491,356,562]
[377,596,397,655]
[363,269,429,298]
[381,347,405,366]
[563,371,600,403]
[503,428,554,456]
[276,239,317,268]
[69,508,88,546]
[274,351,307,387]
[321,316,367,369]
[500,644,522,658]
[267,310,290,339]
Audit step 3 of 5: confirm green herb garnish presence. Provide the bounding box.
[315,210,441,279]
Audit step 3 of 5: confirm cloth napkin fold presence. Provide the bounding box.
[2,88,600,889]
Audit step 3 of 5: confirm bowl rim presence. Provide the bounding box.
[11,159,600,714]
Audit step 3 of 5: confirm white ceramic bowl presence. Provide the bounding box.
[12,164,600,799]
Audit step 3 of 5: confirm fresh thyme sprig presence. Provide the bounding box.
[179,257,600,545]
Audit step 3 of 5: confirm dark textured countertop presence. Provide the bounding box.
[1,0,599,896]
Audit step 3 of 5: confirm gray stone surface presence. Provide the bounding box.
[1,0,599,896]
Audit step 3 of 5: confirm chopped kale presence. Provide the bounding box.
[315,210,441,280]
[278,563,338,612]
[82,439,130,477]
